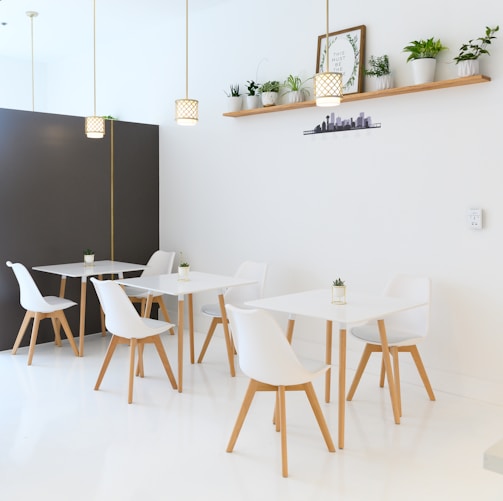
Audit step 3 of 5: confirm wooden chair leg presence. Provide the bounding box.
[51,318,62,346]
[156,297,175,335]
[136,343,145,377]
[152,335,177,389]
[347,344,373,400]
[278,385,288,477]
[55,311,79,357]
[227,380,258,453]
[128,338,137,404]
[27,313,42,366]
[390,346,402,417]
[197,317,220,363]
[12,311,32,355]
[406,346,436,401]
[304,382,336,452]
[95,335,120,391]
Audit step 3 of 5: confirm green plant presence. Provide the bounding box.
[454,26,499,63]
[258,80,280,93]
[225,84,241,97]
[333,278,345,287]
[83,248,94,255]
[282,74,311,99]
[403,37,447,62]
[364,55,391,77]
[246,80,260,96]
[179,252,189,267]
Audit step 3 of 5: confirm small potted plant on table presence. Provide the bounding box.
[178,252,190,281]
[83,248,95,266]
[259,80,280,107]
[454,26,499,77]
[331,278,346,305]
[403,37,447,84]
[364,54,393,90]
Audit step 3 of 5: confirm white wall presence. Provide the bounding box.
[1,0,502,404]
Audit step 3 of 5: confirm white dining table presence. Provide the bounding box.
[33,260,147,356]
[114,271,258,393]
[247,289,427,449]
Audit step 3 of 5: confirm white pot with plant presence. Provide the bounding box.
[454,26,499,77]
[331,278,346,305]
[83,248,95,266]
[364,54,393,90]
[403,37,447,84]
[178,252,190,281]
[282,74,311,103]
[259,80,280,107]
[225,84,242,112]
[245,80,260,109]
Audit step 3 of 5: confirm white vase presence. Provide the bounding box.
[411,58,437,84]
[84,254,94,266]
[287,91,305,103]
[178,265,190,281]
[456,60,480,77]
[227,96,242,113]
[261,91,278,107]
[331,286,346,305]
[246,95,261,109]
[376,74,393,90]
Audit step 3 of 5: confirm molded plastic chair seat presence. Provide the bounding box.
[6,261,79,365]
[347,274,435,417]
[91,277,177,404]
[225,305,335,478]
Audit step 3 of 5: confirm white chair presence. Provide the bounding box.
[197,261,267,374]
[124,250,176,334]
[6,261,79,365]
[225,305,335,478]
[347,274,435,416]
[91,277,177,404]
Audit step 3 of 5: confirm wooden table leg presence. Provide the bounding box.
[177,295,184,393]
[218,292,235,377]
[338,326,346,449]
[285,317,296,343]
[98,274,106,336]
[78,277,87,357]
[377,319,401,424]
[54,276,67,346]
[188,294,194,364]
[325,320,333,403]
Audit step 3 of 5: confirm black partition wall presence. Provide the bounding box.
[0,108,159,352]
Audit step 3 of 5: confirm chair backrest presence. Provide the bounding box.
[141,250,175,277]
[6,261,51,312]
[383,274,431,338]
[226,304,312,386]
[224,261,268,308]
[91,277,151,338]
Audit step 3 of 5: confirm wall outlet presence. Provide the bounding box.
[467,208,482,230]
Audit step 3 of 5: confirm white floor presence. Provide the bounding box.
[1,331,502,501]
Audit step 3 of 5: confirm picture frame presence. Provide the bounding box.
[316,25,366,95]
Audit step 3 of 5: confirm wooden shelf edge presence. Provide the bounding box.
[222,75,491,118]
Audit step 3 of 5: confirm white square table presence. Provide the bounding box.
[247,289,427,449]
[33,260,147,356]
[114,271,258,393]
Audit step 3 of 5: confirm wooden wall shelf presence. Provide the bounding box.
[222,75,491,118]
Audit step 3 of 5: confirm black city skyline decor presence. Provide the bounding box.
[303,111,381,135]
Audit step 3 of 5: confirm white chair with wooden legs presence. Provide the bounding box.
[124,250,176,335]
[347,274,435,417]
[225,305,335,478]
[6,261,79,365]
[198,261,267,374]
[91,277,177,404]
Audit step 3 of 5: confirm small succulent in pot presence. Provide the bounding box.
[333,278,345,287]
[225,84,241,97]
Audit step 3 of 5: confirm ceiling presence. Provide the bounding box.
[0,0,227,63]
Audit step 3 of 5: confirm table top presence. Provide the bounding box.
[115,271,257,296]
[247,288,427,325]
[33,260,147,278]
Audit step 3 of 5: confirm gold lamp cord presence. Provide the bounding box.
[92,0,97,116]
[27,11,38,112]
[185,0,189,98]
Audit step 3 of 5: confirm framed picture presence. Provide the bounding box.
[316,25,366,95]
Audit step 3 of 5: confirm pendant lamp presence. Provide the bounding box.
[313,0,343,107]
[85,0,105,138]
[26,11,38,112]
[175,0,198,126]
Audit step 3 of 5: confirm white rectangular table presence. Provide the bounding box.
[33,260,147,356]
[114,271,257,393]
[248,289,427,449]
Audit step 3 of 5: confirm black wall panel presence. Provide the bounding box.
[0,108,159,352]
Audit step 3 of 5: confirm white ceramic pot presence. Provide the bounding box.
[456,60,480,77]
[227,96,242,113]
[246,95,261,109]
[178,265,190,281]
[287,90,305,103]
[376,74,393,91]
[261,91,278,107]
[411,58,436,84]
[331,286,346,305]
[84,254,94,266]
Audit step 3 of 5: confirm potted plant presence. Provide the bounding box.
[282,75,311,103]
[245,80,261,109]
[83,248,95,266]
[364,54,393,90]
[178,252,190,281]
[225,84,242,112]
[403,37,447,84]
[259,80,280,107]
[454,26,499,77]
[331,278,346,305]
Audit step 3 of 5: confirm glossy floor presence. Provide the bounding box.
[1,332,502,501]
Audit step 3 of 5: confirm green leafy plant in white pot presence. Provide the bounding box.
[282,75,311,103]
[245,80,260,109]
[225,84,242,112]
[178,252,190,281]
[453,26,499,77]
[364,54,393,90]
[259,80,280,107]
[331,278,346,305]
[403,37,447,84]
[83,248,95,266]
